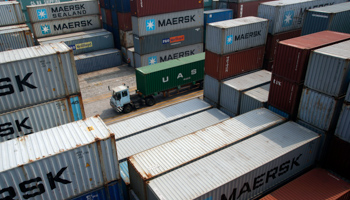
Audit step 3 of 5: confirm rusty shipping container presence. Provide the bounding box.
[228,0,275,18]
[118,12,132,31]
[326,136,350,180]
[119,30,133,48]
[204,45,265,81]
[0,1,25,26]
[130,0,203,17]
[0,24,34,51]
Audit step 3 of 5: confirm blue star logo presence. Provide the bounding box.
[146,19,155,31]
[37,9,48,20]
[148,56,157,65]
[282,10,294,27]
[226,35,233,45]
[40,25,51,35]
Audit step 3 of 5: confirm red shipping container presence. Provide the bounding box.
[268,74,303,118]
[105,9,112,27]
[264,29,301,62]
[205,45,265,81]
[273,31,350,83]
[118,12,132,31]
[326,136,350,181]
[263,59,273,72]
[130,0,203,17]
[228,0,275,18]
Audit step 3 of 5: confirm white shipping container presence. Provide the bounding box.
[0,2,25,26]
[203,74,220,107]
[0,116,121,200]
[127,47,135,67]
[128,108,285,200]
[240,83,270,114]
[335,104,350,143]
[120,30,133,48]
[132,9,204,37]
[0,24,34,51]
[206,17,268,55]
[0,42,80,113]
[146,121,320,200]
[27,0,100,23]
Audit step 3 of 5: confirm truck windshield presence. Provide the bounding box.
[114,92,121,100]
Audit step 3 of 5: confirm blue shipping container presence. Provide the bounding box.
[71,181,123,200]
[204,9,233,25]
[204,0,213,7]
[112,0,131,12]
[112,10,119,28]
[268,105,290,119]
[120,161,130,200]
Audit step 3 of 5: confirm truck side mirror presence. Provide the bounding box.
[108,86,110,91]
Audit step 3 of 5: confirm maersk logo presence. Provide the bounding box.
[146,19,156,31]
[282,10,294,27]
[226,35,233,45]
[148,56,157,65]
[41,25,51,34]
[37,9,48,20]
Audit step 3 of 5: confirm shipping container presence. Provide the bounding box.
[204,45,265,81]
[302,2,350,35]
[240,84,269,114]
[113,0,130,12]
[0,2,25,26]
[298,87,344,131]
[108,98,211,140]
[111,10,119,28]
[0,24,34,51]
[32,14,102,38]
[38,29,114,55]
[206,17,268,55]
[203,74,220,106]
[346,82,350,102]
[204,0,212,7]
[220,70,271,116]
[273,30,350,83]
[131,9,204,37]
[304,40,350,97]
[117,12,132,31]
[326,136,350,180]
[127,47,135,67]
[26,0,100,23]
[130,190,140,200]
[134,43,203,68]
[128,108,285,200]
[228,0,274,18]
[268,105,290,119]
[0,42,79,113]
[263,59,274,71]
[212,1,228,9]
[0,116,121,200]
[204,7,212,11]
[133,26,203,55]
[70,181,123,200]
[116,108,230,162]
[335,104,350,143]
[17,0,72,11]
[74,48,122,75]
[130,0,203,17]
[145,121,320,200]
[257,0,347,34]
[260,168,350,200]
[204,9,233,25]
[105,9,112,26]
[119,161,130,200]
[101,7,107,24]
[119,30,133,48]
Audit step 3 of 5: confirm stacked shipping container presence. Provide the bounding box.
[228,0,275,19]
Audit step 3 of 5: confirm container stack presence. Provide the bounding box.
[204,0,213,11]
[130,0,204,68]
[228,0,275,19]
[212,0,228,9]
[99,0,122,49]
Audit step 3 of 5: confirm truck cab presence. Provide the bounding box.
[110,85,132,113]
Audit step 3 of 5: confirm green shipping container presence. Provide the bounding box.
[136,53,205,96]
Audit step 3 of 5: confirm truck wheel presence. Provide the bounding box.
[123,104,132,113]
[145,97,156,106]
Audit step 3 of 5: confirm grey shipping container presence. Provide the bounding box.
[0,24,34,51]
[0,42,79,113]
[127,47,135,67]
[304,40,350,97]
[258,0,347,34]
[134,43,203,68]
[17,0,73,11]
[120,30,133,48]
[240,83,270,115]
[0,116,122,200]
[133,26,204,55]
[32,14,101,38]
[128,108,285,200]
[346,83,350,102]
[203,74,220,107]
[220,70,272,116]
[206,16,268,55]
[74,48,122,75]
[0,2,25,26]
[38,29,114,55]
[132,9,204,37]
[116,108,229,162]
[0,94,85,142]
[335,104,350,143]
[145,121,320,200]
[298,87,344,131]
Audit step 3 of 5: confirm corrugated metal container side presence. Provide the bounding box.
[71,181,123,200]
[105,9,112,26]
[219,106,237,117]
[263,59,274,72]
[135,52,204,96]
[127,47,135,67]
[0,42,80,113]
[0,24,34,51]
[346,82,350,103]
[146,121,320,200]
[133,26,204,55]
[304,40,350,97]
[325,136,350,180]
[264,29,301,62]
[113,0,130,13]
[101,7,107,24]
[32,15,102,38]
[260,168,350,200]
[116,108,230,162]
[204,9,233,25]
[131,9,204,37]
[204,0,212,7]
[206,17,268,55]
[240,84,270,114]
[301,2,350,35]
[0,94,85,142]
[0,116,121,200]
[74,48,122,75]
[38,29,114,55]
[130,0,203,17]
[204,45,265,81]
[134,43,203,68]
[268,74,303,118]
[220,70,271,116]
[26,0,100,23]
[257,0,347,34]
[212,2,228,9]
[203,74,220,106]
[119,30,133,48]
[204,7,212,11]
[108,98,211,140]
[273,30,350,83]
[228,0,275,18]
[117,12,132,31]
[298,87,344,132]
[111,10,119,28]
[268,105,290,119]
[335,104,350,143]
[17,0,73,11]
[0,2,25,26]
[119,161,130,200]
[128,108,285,200]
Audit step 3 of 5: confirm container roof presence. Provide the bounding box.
[208,16,267,28]
[309,2,350,13]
